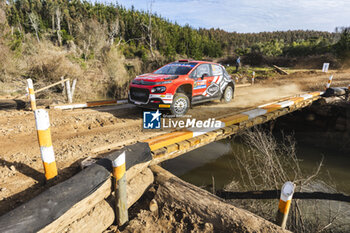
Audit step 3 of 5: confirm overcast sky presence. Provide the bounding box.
[100,0,350,33]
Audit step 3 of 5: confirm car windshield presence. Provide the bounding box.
[154,62,197,75]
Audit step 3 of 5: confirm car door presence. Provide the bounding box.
[205,64,224,97]
[190,63,213,97]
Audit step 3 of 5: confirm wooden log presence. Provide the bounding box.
[38,161,150,233]
[273,65,289,75]
[17,78,70,99]
[217,190,350,202]
[55,168,154,233]
[151,165,290,233]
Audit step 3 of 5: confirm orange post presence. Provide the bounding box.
[34,109,58,180]
[26,79,37,111]
[325,75,333,89]
[112,151,128,226]
[276,181,295,229]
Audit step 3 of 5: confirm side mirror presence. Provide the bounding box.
[201,73,209,79]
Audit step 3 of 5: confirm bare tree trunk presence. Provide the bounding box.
[148,1,155,58]
[51,14,55,31]
[108,19,119,46]
[67,20,72,35]
[28,12,40,43]
[56,8,62,46]
[83,35,91,61]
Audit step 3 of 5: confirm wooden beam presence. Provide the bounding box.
[38,162,151,233]
[151,165,290,233]
[53,168,154,233]
[17,78,70,99]
[273,65,289,75]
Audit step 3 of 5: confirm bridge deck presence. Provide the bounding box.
[146,91,322,165]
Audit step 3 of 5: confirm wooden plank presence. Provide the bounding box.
[86,100,117,107]
[38,162,150,233]
[221,114,249,126]
[17,78,70,99]
[288,97,304,103]
[261,104,282,113]
[273,65,289,75]
[177,140,191,150]
[145,130,193,151]
[165,143,179,154]
[186,137,201,147]
[55,168,154,233]
[152,147,167,156]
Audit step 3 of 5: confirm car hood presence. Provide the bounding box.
[133,73,175,82]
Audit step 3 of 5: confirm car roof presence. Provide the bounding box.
[175,60,220,65]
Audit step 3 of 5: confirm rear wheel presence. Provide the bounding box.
[170,93,190,116]
[222,85,234,103]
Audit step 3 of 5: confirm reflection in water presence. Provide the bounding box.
[162,136,350,195]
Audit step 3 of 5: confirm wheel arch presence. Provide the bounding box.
[175,84,193,99]
[226,81,235,95]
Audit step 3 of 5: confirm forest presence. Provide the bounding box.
[0,0,349,99]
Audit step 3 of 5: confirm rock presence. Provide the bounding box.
[10,165,16,172]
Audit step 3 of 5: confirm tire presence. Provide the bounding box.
[170,93,190,116]
[222,85,234,103]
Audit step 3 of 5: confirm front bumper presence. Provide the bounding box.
[129,86,173,109]
[128,95,171,109]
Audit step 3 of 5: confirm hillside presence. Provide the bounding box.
[0,0,349,100]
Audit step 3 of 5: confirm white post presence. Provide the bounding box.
[65,79,72,104]
[252,71,255,85]
[276,181,295,229]
[26,79,37,111]
[34,109,58,181]
[71,79,77,102]
[112,151,128,226]
[325,75,333,89]
[322,63,329,72]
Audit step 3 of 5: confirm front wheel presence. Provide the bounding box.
[222,85,234,103]
[170,93,190,116]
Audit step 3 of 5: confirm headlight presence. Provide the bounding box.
[151,86,166,93]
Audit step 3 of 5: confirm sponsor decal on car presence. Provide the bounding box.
[171,63,196,67]
[194,80,207,89]
[206,83,220,96]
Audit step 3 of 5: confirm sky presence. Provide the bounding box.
[99,0,350,33]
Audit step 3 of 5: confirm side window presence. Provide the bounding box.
[222,66,229,77]
[211,64,223,76]
[191,64,211,79]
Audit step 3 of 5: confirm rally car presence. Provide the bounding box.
[128,60,235,115]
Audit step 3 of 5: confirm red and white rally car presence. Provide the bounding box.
[128,60,235,115]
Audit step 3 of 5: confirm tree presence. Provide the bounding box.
[334,27,350,60]
[56,7,62,46]
[28,12,40,42]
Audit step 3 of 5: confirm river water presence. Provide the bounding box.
[162,134,350,195]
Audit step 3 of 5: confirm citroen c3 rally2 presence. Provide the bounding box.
[128,60,235,115]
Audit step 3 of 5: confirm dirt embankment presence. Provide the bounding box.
[0,70,349,216]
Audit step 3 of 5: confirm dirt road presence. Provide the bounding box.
[0,70,349,215]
